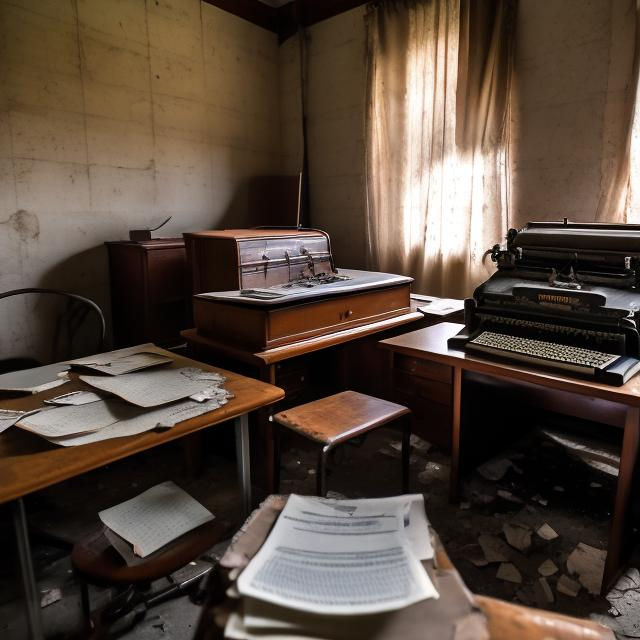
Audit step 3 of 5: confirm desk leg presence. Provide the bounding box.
[235,413,252,518]
[604,406,640,592]
[13,498,44,640]
[449,367,462,503]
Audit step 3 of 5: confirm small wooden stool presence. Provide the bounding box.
[272,390,412,496]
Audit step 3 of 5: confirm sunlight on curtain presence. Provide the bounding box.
[365,0,515,298]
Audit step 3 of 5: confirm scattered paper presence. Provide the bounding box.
[459,544,488,567]
[497,489,522,503]
[99,481,214,558]
[417,298,464,316]
[536,523,558,541]
[538,578,554,603]
[503,523,531,552]
[410,434,431,453]
[478,534,510,563]
[496,562,522,584]
[80,367,226,408]
[67,344,172,375]
[557,575,581,597]
[40,588,62,608]
[567,543,606,595]
[237,494,437,615]
[538,559,558,577]
[44,390,106,406]
[477,458,512,482]
[0,408,39,434]
[606,568,640,637]
[0,363,69,394]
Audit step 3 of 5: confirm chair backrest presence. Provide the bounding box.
[0,288,106,372]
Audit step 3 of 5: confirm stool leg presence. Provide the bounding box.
[317,445,331,497]
[401,415,411,493]
[274,423,282,493]
[80,579,91,631]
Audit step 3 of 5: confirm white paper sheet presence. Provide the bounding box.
[417,298,464,316]
[98,481,214,557]
[44,395,231,446]
[237,494,437,616]
[0,363,70,394]
[80,367,226,407]
[67,343,172,375]
[0,409,40,434]
[44,390,107,406]
[16,400,138,438]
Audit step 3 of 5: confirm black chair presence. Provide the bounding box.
[0,287,106,373]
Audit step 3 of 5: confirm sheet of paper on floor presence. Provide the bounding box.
[237,494,438,616]
[0,363,70,394]
[44,395,230,446]
[67,343,173,375]
[80,367,226,407]
[99,481,214,557]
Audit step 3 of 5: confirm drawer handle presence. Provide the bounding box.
[340,309,353,320]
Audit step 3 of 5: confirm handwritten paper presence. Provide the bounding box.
[68,344,172,376]
[80,367,226,408]
[98,481,214,557]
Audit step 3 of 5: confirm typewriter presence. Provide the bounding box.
[449,221,640,385]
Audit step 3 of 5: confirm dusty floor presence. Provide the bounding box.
[0,420,634,639]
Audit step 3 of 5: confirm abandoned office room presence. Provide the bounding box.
[8,0,640,637]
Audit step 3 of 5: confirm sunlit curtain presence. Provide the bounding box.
[365,0,517,298]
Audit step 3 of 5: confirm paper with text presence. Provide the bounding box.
[67,344,172,375]
[98,481,214,557]
[80,367,226,407]
[237,494,437,615]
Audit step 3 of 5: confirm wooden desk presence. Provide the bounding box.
[380,322,640,594]
[0,349,284,640]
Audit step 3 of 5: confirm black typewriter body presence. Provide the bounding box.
[449,221,640,385]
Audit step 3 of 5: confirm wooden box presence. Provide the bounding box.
[183,229,333,294]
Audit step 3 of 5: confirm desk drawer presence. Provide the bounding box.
[393,389,452,451]
[393,371,452,406]
[275,361,311,397]
[394,355,452,384]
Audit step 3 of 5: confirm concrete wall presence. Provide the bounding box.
[0,0,281,361]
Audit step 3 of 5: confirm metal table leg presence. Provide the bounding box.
[13,498,44,640]
[234,413,252,518]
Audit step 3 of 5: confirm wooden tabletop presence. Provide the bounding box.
[380,322,640,407]
[0,349,284,505]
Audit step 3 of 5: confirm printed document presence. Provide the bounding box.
[80,367,226,407]
[67,344,172,375]
[98,481,214,557]
[237,494,437,615]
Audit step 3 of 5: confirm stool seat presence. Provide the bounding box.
[273,391,412,496]
[274,391,410,444]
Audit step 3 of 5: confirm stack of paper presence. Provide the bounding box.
[98,481,215,564]
[0,363,70,395]
[67,344,173,375]
[227,494,437,638]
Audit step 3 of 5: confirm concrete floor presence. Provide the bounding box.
[0,420,632,639]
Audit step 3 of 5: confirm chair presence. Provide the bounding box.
[0,287,106,372]
[272,390,412,496]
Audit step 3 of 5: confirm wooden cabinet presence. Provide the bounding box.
[106,239,191,348]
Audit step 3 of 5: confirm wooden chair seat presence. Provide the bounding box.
[273,390,411,495]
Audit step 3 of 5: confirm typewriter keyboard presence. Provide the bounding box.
[468,331,619,370]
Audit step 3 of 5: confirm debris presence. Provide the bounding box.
[389,441,402,452]
[538,559,559,577]
[557,575,581,597]
[459,543,489,567]
[410,434,431,453]
[497,489,523,504]
[553,485,564,493]
[531,494,548,506]
[607,569,640,637]
[536,523,559,541]
[503,522,532,552]
[378,446,400,460]
[40,588,62,608]
[326,491,347,500]
[477,458,512,482]
[417,461,448,485]
[540,428,620,477]
[537,577,554,603]
[497,562,522,584]
[567,543,606,594]
[459,502,471,510]
[478,534,510,563]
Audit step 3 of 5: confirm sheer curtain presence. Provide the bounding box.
[365,0,517,298]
